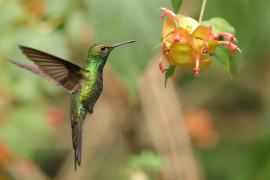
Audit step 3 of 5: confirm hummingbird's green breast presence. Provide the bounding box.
[70,59,103,122]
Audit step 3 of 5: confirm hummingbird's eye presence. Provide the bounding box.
[101,46,106,51]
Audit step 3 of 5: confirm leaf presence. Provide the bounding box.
[164,65,176,87]
[171,0,182,13]
[203,17,236,76]
[202,17,236,34]
[130,151,164,175]
[212,46,232,78]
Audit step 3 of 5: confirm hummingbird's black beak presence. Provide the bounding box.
[111,40,136,48]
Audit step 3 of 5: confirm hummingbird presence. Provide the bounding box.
[10,40,136,170]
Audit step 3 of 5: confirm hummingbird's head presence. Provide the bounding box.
[88,40,136,61]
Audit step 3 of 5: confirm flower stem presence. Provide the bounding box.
[199,0,207,23]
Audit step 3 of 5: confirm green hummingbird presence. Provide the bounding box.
[10,40,135,170]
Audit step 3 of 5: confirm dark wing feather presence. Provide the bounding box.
[16,45,86,93]
[9,60,45,75]
[9,61,74,92]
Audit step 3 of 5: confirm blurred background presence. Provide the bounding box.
[0,0,269,179]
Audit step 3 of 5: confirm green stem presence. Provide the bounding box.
[199,0,207,23]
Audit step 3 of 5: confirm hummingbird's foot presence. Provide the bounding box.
[87,109,93,113]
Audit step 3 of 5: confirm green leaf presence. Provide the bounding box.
[203,17,236,76]
[130,150,164,175]
[171,0,182,13]
[164,65,176,87]
[212,46,233,78]
[202,17,236,34]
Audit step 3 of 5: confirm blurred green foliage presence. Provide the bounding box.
[171,0,183,13]
[119,151,163,180]
[0,0,269,179]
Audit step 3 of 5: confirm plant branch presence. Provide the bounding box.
[199,0,207,23]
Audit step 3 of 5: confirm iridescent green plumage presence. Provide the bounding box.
[10,40,135,170]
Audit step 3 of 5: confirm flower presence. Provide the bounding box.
[159,8,241,77]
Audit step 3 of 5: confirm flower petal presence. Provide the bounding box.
[192,25,212,41]
[208,40,218,54]
[191,37,208,55]
[200,57,212,70]
[177,15,199,33]
[169,43,194,67]
[160,7,178,19]
[162,18,177,39]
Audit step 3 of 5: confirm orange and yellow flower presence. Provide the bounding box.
[159,8,241,77]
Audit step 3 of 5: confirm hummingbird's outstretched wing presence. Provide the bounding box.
[9,61,45,76]
[11,46,86,93]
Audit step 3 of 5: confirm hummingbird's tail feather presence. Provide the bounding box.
[72,119,83,170]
